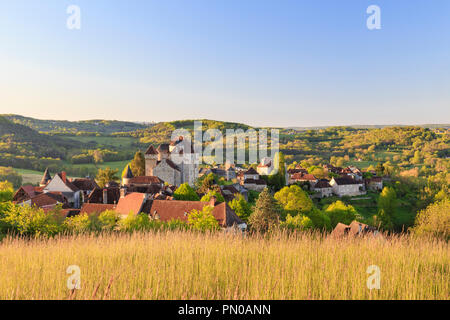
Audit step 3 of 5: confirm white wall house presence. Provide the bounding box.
[330,177,365,197]
[43,173,81,208]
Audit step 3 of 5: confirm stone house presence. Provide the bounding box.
[329,177,365,197]
[144,137,199,186]
[312,180,333,198]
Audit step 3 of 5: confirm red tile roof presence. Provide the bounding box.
[71,178,99,191]
[115,192,147,216]
[127,176,164,185]
[30,193,67,208]
[147,200,243,227]
[292,173,317,181]
[80,203,116,215]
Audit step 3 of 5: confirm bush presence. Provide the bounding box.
[98,210,120,231]
[200,190,225,203]
[118,213,152,232]
[324,201,358,228]
[174,183,200,201]
[62,214,92,234]
[280,214,313,231]
[229,194,252,222]
[0,205,60,237]
[410,198,449,240]
[187,206,219,232]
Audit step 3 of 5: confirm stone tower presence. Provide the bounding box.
[144,145,158,176]
[122,165,134,186]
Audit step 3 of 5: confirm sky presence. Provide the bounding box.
[0,0,449,127]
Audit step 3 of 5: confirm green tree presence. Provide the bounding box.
[0,181,14,203]
[98,210,120,231]
[1,205,60,236]
[308,207,331,231]
[200,190,225,203]
[410,198,449,240]
[0,167,22,188]
[174,183,200,201]
[377,186,397,230]
[324,200,358,228]
[96,167,119,188]
[248,188,281,233]
[229,194,252,221]
[375,163,384,176]
[187,205,220,232]
[130,151,145,176]
[62,214,92,234]
[196,173,217,194]
[274,185,314,215]
[118,213,152,232]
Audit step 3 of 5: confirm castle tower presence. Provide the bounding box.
[122,165,134,186]
[145,145,158,176]
[40,168,52,187]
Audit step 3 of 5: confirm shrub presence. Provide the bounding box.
[410,198,449,240]
[280,214,313,231]
[200,190,225,203]
[62,214,92,234]
[187,206,219,232]
[174,183,200,201]
[324,200,358,228]
[98,210,120,231]
[228,194,252,222]
[118,213,151,232]
[0,205,60,237]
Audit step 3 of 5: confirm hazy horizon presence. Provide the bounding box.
[3,113,449,129]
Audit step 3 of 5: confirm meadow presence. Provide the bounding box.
[0,231,448,300]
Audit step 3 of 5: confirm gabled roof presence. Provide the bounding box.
[30,193,67,208]
[314,180,331,188]
[332,177,361,185]
[127,176,164,185]
[71,178,99,191]
[145,144,158,155]
[146,200,244,228]
[292,173,317,181]
[54,173,80,192]
[87,187,120,204]
[115,192,147,216]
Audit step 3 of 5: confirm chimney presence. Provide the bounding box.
[103,189,108,204]
[120,187,127,199]
[209,196,217,207]
[61,171,67,183]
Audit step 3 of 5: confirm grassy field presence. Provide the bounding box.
[0,231,447,300]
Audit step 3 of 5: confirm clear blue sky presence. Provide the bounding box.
[0,0,449,127]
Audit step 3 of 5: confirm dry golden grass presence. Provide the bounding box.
[0,231,448,300]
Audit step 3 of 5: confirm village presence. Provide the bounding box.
[11,135,386,236]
